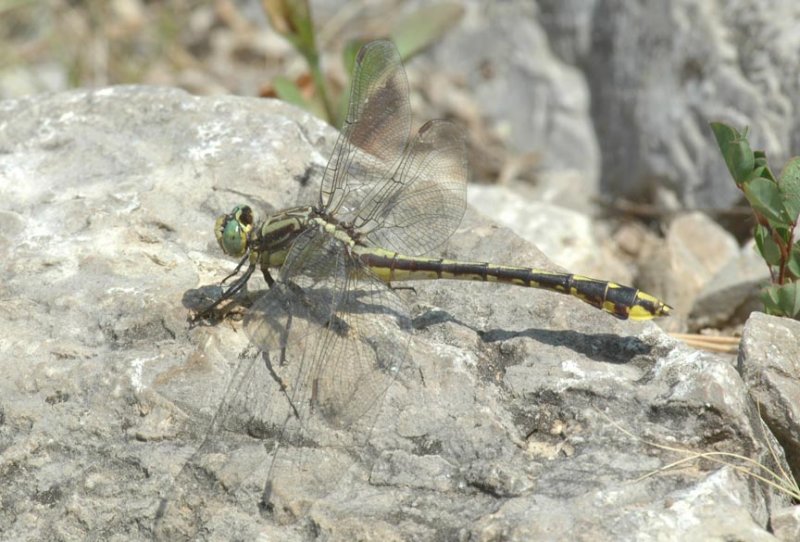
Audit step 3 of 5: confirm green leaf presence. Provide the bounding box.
[754,224,782,266]
[263,0,317,61]
[776,224,793,245]
[743,177,789,225]
[750,165,767,181]
[760,283,800,318]
[753,151,778,182]
[272,75,326,119]
[710,122,754,186]
[342,39,365,78]
[273,75,308,108]
[390,2,465,60]
[779,157,800,224]
[760,286,783,315]
[788,242,800,279]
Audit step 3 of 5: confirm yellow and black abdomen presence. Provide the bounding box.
[356,248,671,321]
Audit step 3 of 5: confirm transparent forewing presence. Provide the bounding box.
[306,261,411,427]
[243,228,412,512]
[154,349,292,540]
[355,119,468,256]
[320,40,411,222]
[155,230,350,538]
[245,227,411,429]
[157,228,412,537]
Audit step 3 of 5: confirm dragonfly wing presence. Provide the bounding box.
[320,40,411,222]
[244,225,407,424]
[156,229,411,540]
[154,340,298,539]
[243,227,349,426]
[248,228,412,514]
[320,40,468,256]
[286,257,411,429]
[156,228,411,536]
[356,119,468,256]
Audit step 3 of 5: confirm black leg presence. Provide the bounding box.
[194,262,257,320]
[221,253,251,285]
[388,282,417,294]
[262,267,275,287]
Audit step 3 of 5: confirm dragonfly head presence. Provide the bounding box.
[215,205,254,258]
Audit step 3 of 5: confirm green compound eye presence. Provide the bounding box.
[214,205,254,257]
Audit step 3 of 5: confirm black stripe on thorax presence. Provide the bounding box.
[255,222,300,252]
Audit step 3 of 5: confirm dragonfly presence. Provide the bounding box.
[157,40,671,537]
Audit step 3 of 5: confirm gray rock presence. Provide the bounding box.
[739,313,800,483]
[772,505,800,542]
[427,0,600,204]
[466,182,633,285]
[690,240,771,330]
[577,0,798,208]
[641,212,739,330]
[0,87,788,541]
[433,0,800,208]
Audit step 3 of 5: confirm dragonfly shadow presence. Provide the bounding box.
[181,284,265,326]
[413,310,655,364]
[182,284,224,312]
[182,275,413,331]
[480,328,655,364]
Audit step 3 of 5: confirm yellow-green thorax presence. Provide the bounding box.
[215,204,322,268]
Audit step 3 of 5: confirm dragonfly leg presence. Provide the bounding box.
[194,262,257,320]
[388,282,417,294]
[262,267,275,287]
[260,481,275,515]
[310,378,319,415]
[220,252,251,285]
